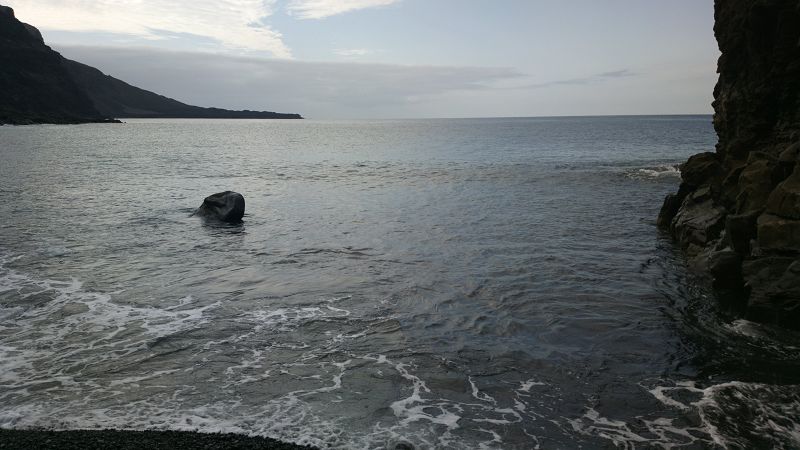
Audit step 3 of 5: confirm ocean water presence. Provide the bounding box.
[0,116,798,449]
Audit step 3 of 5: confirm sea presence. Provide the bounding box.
[0,116,798,449]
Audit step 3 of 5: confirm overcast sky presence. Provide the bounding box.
[7,0,718,119]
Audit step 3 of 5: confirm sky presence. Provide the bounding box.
[6,0,719,119]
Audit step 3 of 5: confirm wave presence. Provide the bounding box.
[622,163,681,180]
[2,247,799,449]
[566,379,800,449]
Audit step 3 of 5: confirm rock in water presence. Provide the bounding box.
[194,191,245,223]
[658,0,800,329]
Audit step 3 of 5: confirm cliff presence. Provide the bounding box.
[658,0,800,328]
[0,5,302,124]
[0,5,109,124]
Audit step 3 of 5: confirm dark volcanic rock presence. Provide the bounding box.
[708,249,743,290]
[658,0,800,329]
[194,191,246,223]
[766,164,800,219]
[0,3,301,124]
[680,152,723,188]
[757,214,800,252]
[0,5,110,124]
[669,187,726,254]
[725,212,759,255]
[743,257,800,325]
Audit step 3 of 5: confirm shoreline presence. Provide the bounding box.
[0,429,317,449]
[0,117,122,126]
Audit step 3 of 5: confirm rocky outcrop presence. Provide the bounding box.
[194,191,246,223]
[658,0,800,328]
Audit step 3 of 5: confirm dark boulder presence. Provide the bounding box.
[735,155,778,214]
[766,164,800,220]
[657,193,684,228]
[669,187,726,254]
[679,152,722,188]
[194,191,245,223]
[757,213,800,252]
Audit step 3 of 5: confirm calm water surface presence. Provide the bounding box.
[1,117,798,448]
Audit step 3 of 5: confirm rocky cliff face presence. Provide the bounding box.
[0,4,301,124]
[0,5,107,124]
[658,0,800,328]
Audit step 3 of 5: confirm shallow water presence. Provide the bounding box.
[0,116,798,449]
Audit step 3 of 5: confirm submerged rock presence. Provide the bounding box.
[658,0,800,329]
[194,191,245,223]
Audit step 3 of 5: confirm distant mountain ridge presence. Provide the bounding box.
[0,5,301,124]
[62,59,302,119]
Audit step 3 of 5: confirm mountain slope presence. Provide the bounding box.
[62,58,302,119]
[0,4,302,124]
[0,5,108,124]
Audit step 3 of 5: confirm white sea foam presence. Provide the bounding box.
[107,370,183,387]
[568,406,700,449]
[246,304,351,333]
[623,164,681,180]
[469,376,497,404]
[519,379,547,392]
[0,255,219,414]
[4,250,795,449]
[476,428,503,449]
[0,257,392,447]
[645,380,800,448]
[388,360,460,428]
[567,379,800,448]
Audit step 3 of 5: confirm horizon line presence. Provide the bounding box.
[121,113,714,122]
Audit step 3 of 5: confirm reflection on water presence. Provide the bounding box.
[0,117,798,448]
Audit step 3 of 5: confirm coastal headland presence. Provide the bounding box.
[0,5,302,125]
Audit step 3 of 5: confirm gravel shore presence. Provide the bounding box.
[0,429,317,449]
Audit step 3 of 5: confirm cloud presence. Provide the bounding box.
[513,69,637,89]
[5,0,291,57]
[56,45,524,118]
[286,0,400,19]
[333,48,372,57]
